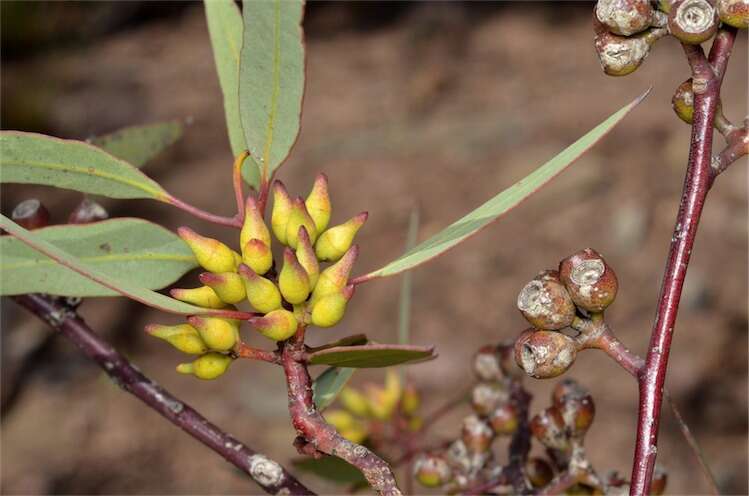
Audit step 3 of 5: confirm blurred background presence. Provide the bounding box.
[1,2,746,494]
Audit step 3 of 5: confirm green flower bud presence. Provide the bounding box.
[146,323,208,355]
[188,316,238,352]
[177,352,233,380]
[199,272,246,305]
[170,286,226,309]
[295,227,320,288]
[242,239,273,275]
[240,195,271,249]
[271,181,293,245]
[286,197,318,249]
[305,172,332,233]
[315,212,368,262]
[238,263,282,314]
[310,286,353,328]
[279,248,311,304]
[249,309,298,341]
[311,245,358,304]
[178,226,238,273]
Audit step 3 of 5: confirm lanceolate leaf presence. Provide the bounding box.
[0,215,235,316]
[312,367,356,411]
[239,0,305,184]
[308,344,437,368]
[91,121,183,168]
[1,218,197,297]
[0,132,170,200]
[357,91,650,281]
[204,0,262,187]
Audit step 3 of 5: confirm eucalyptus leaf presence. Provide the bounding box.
[91,121,183,168]
[308,344,436,368]
[1,218,197,297]
[239,0,304,184]
[357,91,650,281]
[293,456,368,486]
[312,367,356,411]
[0,132,170,200]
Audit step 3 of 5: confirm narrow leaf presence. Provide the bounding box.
[308,344,436,368]
[1,218,197,297]
[91,121,183,168]
[293,456,368,486]
[239,0,305,184]
[398,208,419,346]
[0,215,231,316]
[0,132,169,200]
[312,367,356,411]
[357,91,650,281]
[204,0,262,187]
[307,333,368,353]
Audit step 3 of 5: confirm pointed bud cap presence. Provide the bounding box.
[305,173,332,233]
[315,212,367,262]
[240,196,271,249]
[279,248,311,304]
[295,227,320,288]
[285,197,318,249]
[170,286,226,309]
[199,272,246,305]
[271,181,293,245]
[242,238,273,275]
[237,263,282,314]
[311,245,359,304]
[146,323,208,355]
[249,308,298,341]
[188,316,238,352]
[178,227,237,273]
[177,352,233,380]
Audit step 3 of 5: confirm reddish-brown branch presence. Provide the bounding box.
[235,341,280,364]
[281,328,402,495]
[233,151,250,221]
[629,33,734,494]
[711,127,748,183]
[12,293,314,496]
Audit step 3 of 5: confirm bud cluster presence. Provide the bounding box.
[147,173,367,380]
[514,248,618,379]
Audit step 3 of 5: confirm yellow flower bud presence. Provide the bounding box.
[340,424,368,444]
[188,316,238,352]
[170,286,226,309]
[324,409,368,444]
[366,370,402,420]
[240,196,271,250]
[279,248,311,304]
[305,173,332,233]
[295,227,319,288]
[271,181,293,245]
[199,272,246,305]
[146,323,208,355]
[286,197,318,249]
[249,309,298,341]
[237,264,282,314]
[177,352,232,380]
[339,387,370,417]
[242,239,273,275]
[401,384,421,416]
[311,245,358,304]
[310,286,353,328]
[177,227,237,273]
[315,212,367,262]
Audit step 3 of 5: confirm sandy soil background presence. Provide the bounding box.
[2,3,747,494]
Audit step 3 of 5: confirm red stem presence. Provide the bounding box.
[629,32,735,495]
[233,151,250,222]
[166,195,241,228]
[235,341,280,364]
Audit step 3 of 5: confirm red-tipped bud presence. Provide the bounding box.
[12,199,50,229]
[461,414,495,453]
[669,0,718,44]
[249,308,298,341]
[526,457,554,488]
[187,316,238,352]
[285,197,317,249]
[170,286,226,309]
[311,245,359,303]
[146,323,208,355]
[178,227,237,273]
[296,227,320,288]
[242,238,273,275]
[240,195,271,249]
[559,248,619,313]
[315,212,368,263]
[279,248,311,304]
[489,403,519,436]
[517,270,576,330]
[413,452,452,488]
[717,0,749,28]
[68,198,108,224]
[595,0,654,35]
[514,329,577,379]
[305,173,332,233]
[237,263,282,314]
[530,406,570,451]
[199,272,246,305]
[471,382,508,417]
[271,180,293,245]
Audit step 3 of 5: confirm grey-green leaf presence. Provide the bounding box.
[91,121,183,168]
[0,132,170,200]
[308,344,437,368]
[238,0,304,184]
[293,456,368,486]
[1,218,197,297]
[356,91,649,281]
[312,367,356,411]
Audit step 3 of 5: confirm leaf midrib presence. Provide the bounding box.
[261,0,282,174]
[3,252,195,270]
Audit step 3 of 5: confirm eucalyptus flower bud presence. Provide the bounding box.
[177,352,232,380]
[178,226,238,273]
[170,286,226,309]
[187,316,238,352]
[672,78,695,124]
[530,406,570,451]
[315,212,368,262]
[489,403,519,435]
[517,270,576,330]
[242,238,273,275]
[271,180,293,244]
[514,329,577,379]
[238,263,282,314]
[366,370,402,420]
[413,453,453,488]
[279,248,311,304]
[401,384,421,415]
[146,323,208,355]
[310,286,353,328]
[249,308,298,341]
[199,272,246,305]
[240,196,271,249]
[286,197,317,249]
[594,28,663,76]
[311,245,358,304]
[340,387,371,417]
[461,414,495,453]
[595,0,654,36]
[296,227,320,288]
[668,0,718,44]
[716,0,749,28]
[12,199,50,229]
[559,248,619,313]
[305,173,332,233]
[325,409,368,444]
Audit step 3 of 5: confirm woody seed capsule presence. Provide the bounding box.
[517,270,576,330]
[514,328,577,379]
[559,248,619,313]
